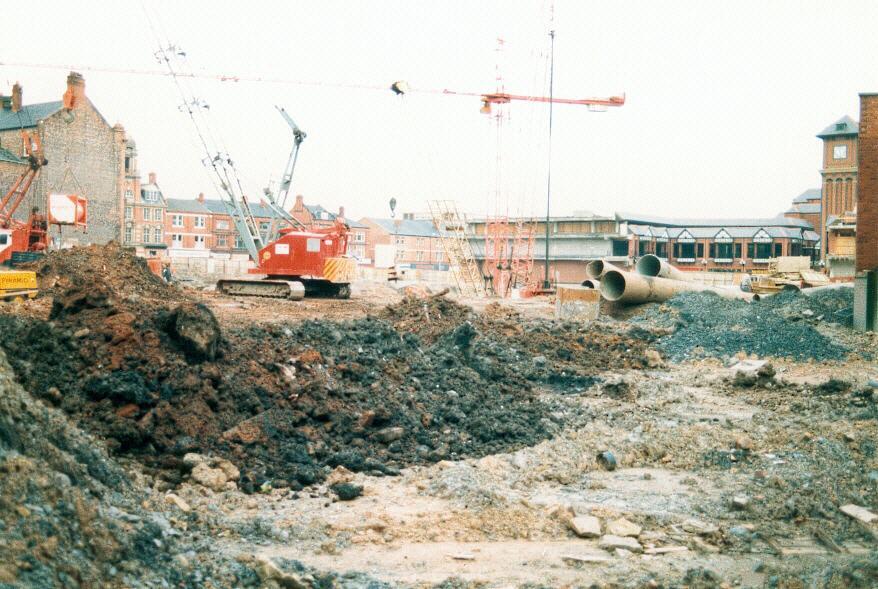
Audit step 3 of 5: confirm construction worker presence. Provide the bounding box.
[161,262,172,283]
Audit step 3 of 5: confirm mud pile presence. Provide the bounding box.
[630,291,853,361]
[0,348,257,588]
[27,241,180,303]
[0,246,649,491]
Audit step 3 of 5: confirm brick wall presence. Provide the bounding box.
[32,101,122,244]
[857,94,878,272]
[0,160,25,205]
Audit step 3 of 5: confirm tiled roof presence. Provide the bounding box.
[787,203,821,214]
[305,204,337,221]
[0,146,24,164]
[363,217,439,237]
[0,101,63,131]
[616,211,811,229]
[817,115,858,138]
[792,188,821,203]
[202,199,282,219]
[165,198,212,214]
[629,224,817,242]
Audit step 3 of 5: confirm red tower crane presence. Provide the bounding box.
[441,89,625,114]
[439,84,625,296]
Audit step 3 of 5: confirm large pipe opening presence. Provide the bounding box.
[636,254,662,277]
[600,270,627,301]
[585,260,606,280]
[581,279,600,289]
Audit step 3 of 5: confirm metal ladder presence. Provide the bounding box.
[427,200,490,297]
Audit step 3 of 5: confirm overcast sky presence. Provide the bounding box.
[1,1,876,221]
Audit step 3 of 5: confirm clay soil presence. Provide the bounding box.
[1,244,877,588]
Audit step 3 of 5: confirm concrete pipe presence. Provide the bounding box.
[581,279,600,289]
[635,254,690,281]
[585,259,623,280]
[600,269,757,305]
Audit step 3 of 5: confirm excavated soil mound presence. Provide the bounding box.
[27,241,181,303]
[0,259,649,491]
[0,349,252,588]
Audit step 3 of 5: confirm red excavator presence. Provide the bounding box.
[0,131,49,265]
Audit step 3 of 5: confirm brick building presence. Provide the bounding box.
[621,212,818,274]
[784,188,821,230]
[122,160,168,256]
[0,72,128,245]
[165,197,213,256]
[817,115,859,277]
[360,216,446,269]
[467,213,624,285]
[855,94,878,330]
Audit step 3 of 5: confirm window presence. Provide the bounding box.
[172,234,183,247]
[774,243,782,257]
[143,190,159,203]
[125,206,132,220]
[124,228,132,243]
[416,250,424,262]
[612,239,629,257]
[713,242,733,260]
[154,228,162,243]
[354,232,365,243]
[396,236,405,246]
[143,208,150,220]
[655,242,668,258]
[194,235,206,249]
[124,189,133,200]
[172,214,183,227]
[748,242,772,260]
[696,243,704,258]
[194,216,205,228]
[638,240,651,256]
[142,228,150,243]
[306,237,321,252]
[259,222,270,232]
[154,209,162,221]
[734,243,742,258]
[674,242,695,260]
[217,236,227,247]
[216,220,229,230]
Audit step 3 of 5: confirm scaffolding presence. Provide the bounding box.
[427,200,490,297]
[484,216,537,297]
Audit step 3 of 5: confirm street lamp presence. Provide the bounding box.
[389,198,400,265]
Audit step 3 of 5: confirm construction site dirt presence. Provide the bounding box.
[1,244,878,588]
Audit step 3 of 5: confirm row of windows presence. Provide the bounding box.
[125,206,163,222]
[123,227,163,244]
[635,240,804,261]
[124,189,162,203]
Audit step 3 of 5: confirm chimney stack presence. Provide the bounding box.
[338,205,345,219]
[294,194,304,211]
[63,71,86,110]
[148,172,157,185]
[11,83,22,113]
[197,192,205,203]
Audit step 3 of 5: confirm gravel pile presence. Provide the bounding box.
[632,290,853,361]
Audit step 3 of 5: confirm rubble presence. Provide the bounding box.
[569,515,602,538]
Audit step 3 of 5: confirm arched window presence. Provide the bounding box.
[835,179,843,213]
[845,178,853,212]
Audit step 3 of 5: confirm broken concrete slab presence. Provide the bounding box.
[569,515,602,538]
[598,534,643,553]
[840,504,878,523]
[561,551,614,565]
[606,517,641,537]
